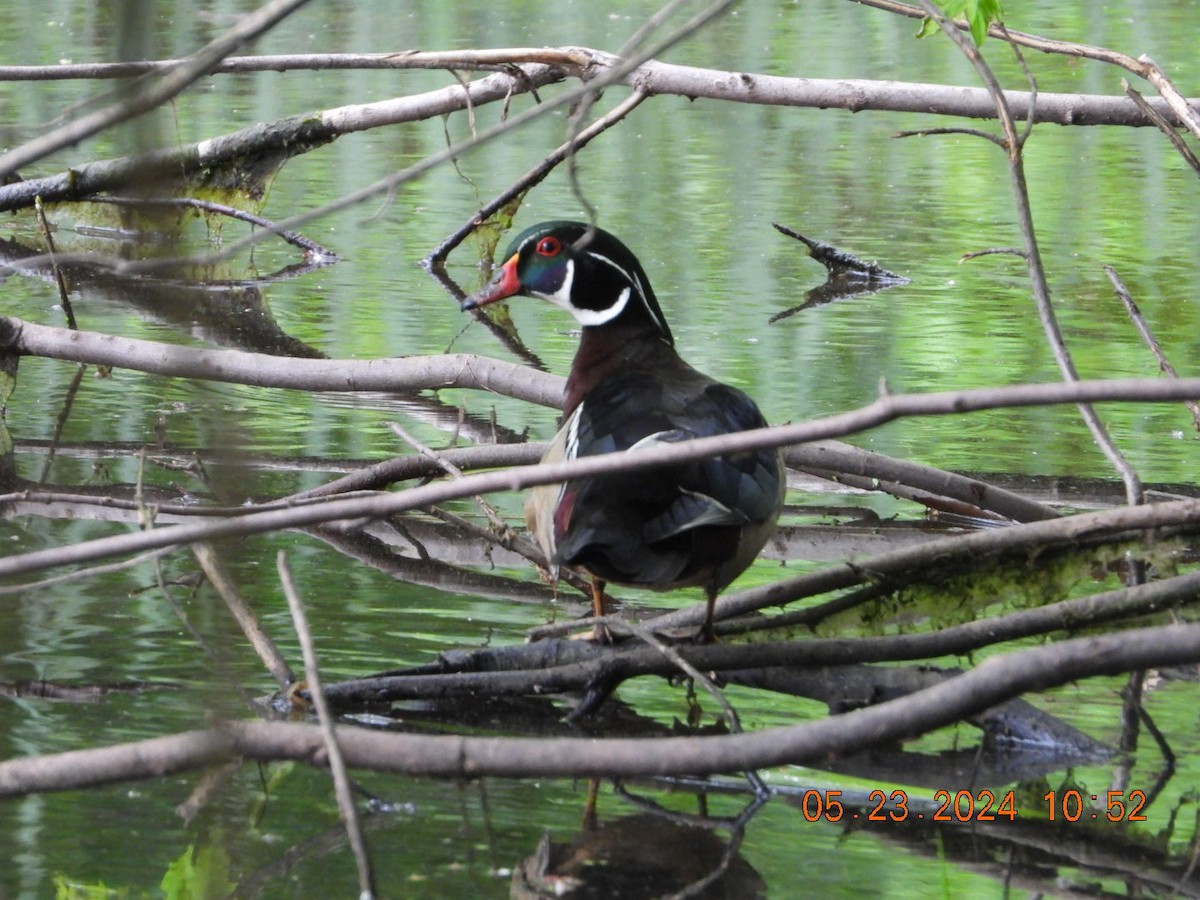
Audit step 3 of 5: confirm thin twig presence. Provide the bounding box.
[1104,264,1200,430]
[90,196,341,260]
[277,551,376,900]
[152,555,256,711]
[33,198,77,329]
[999,22,1038,146]
[31,196,85,486]
[387,422,518,545]
[175,760,242,826]
[566,0,731,229]
[193,543,295,690]
[1120,80,1200,175]
[424,88,648,268]
[916,0,1144,506]
[0,545,179,596]
[382,421,585,592]
[36,363,87,486]
[625,620,745,736]
[960,247,1026,261]
[894,126,1004,145]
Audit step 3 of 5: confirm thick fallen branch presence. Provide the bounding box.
[0,316,1061,519]
[0,49,587,81]
[0,61,571,215]
[5,47,1189,125]
[859,0,1200,140]
[1,45,1191,217]
[317,568,1200,704]
[0,316,563,408]
[784,441,1058,522]
[2,361,1200,581]
[649,495,1200,631]
[10,318,1200,426]
[1,622,1196,794]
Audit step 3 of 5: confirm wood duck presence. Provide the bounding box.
[462,221,784,639]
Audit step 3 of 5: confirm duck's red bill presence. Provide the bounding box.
[460,253,520,310]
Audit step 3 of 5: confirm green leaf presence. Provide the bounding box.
[916,0,1003,46]
[966,0,1004,45]
[915,16,941,40]
[160,844,234,900]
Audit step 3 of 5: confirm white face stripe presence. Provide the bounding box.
[588,251,669,334]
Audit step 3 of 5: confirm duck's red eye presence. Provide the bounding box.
[535,236,562,256]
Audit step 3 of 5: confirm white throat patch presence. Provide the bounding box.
[531,246,666,333]
[533,256,634,327]
[533,258,576,309]
[569,286,631,326]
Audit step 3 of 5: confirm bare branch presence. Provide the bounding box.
[0,62,569,223]
[0,53,1188,221]
[0,49,590,81]
[90,196,340,259]
[425,88,649,269]
[384,421,567,584]
[1,622,1197,792]
[2,386,1200,581]
[4,40,1195,134]
[0,546,177,597]
[646,496,1200,632]
[328,568,1200,701]
[785,441,1058,523]
[1105,265,1200,430]
[194,543,295,691]
[580,46,1193,126]
[1121,79,1200,176]
[278,553,375,899]
[0,316,563,408]
[916,0,1144,505]
[1136,54,1200,141]
[857,0,1200,138]
[0,0,312,180]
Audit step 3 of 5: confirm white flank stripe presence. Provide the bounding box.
[563,405,583,462]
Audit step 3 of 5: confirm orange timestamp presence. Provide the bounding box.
[798,789,1149,823]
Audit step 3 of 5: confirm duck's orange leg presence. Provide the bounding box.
[590,578,611,643]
